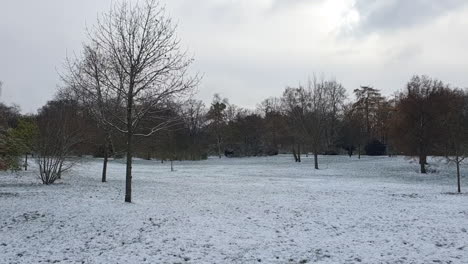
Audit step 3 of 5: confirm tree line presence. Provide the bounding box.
[1,1,467,201]
[2,74,467,192]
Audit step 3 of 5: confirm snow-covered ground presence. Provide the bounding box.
[1,155,467,263]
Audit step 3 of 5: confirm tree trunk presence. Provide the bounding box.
[314,151,319,170]
[24,154,28,171]
[57,160,63,179]
[217,136,222,159]
[421,155,427,165]
[125,93,133,203]
[102,141,108,183]
[457,156,461,193]
[292,147,298,162]
[125,131,133,203]
[171,159,174,172]
[297,144,301,163]
[358,144,361,159]
[419,155,427,174]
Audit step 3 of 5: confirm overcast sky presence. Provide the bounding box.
[1,0,468,113]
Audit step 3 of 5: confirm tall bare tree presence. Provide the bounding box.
[323,79,347,152]
[441,89,468,193]
[181,99,207,160]
[391,75,449,173]
[282,86,308,162]
[257,97,286,153]
[282,76,340,169]
[306,77,330,169]
[65,0,198,202]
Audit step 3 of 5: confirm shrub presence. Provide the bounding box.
[365,140,387,156]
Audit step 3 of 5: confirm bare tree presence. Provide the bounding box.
[442,89,468,193]
[306,76,330,170]
[66,0,198,202]
[181,99,207,160]
[35,100,83,184]
[324,80,347,151]
[62,44,118,183]
[257,97,286,153]
[340,103,365,157]
[281,86,308,163]
[391,75,450,173]
[282,76,346,169]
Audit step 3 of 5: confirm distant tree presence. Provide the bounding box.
[206,94,228,158]
[323,80,347,151]
[0,103,21,171]
[339,104,365,157]
[352,86,384,142]
[0,103,20,129]
[0,131,22,171]
[374,99,393,144]
[306,77,332,169]
[282,76,338,169]
[9,117,38,170]
[181,99,207,160]
[441,88,468,193]
[223,110,266,157]
[391,75,450,173]
[257,97,287,154]
[158,118,183,171]
[281,86,308,162]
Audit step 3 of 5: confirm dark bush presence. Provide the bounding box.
[365,140,387,156]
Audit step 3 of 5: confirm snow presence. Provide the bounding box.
[1,155,467,263]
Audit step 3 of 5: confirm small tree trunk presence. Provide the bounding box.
[24,154,28,171]
[358,144,361,159]
[456,156,461,193]
[419,155,427,174]
[171,159,174,172]
[297,144,301,163]
[57,160,63,179]
[292,147,298,162]
[217,136,222,159]
[421,155,428,165]
[102,142,108,183]
[125,132,133,203]
[314,151,319,170]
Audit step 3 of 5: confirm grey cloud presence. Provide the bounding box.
[355,0,467,32]
[1,0,468,113]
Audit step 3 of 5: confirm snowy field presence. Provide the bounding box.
[1,155,467,264]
